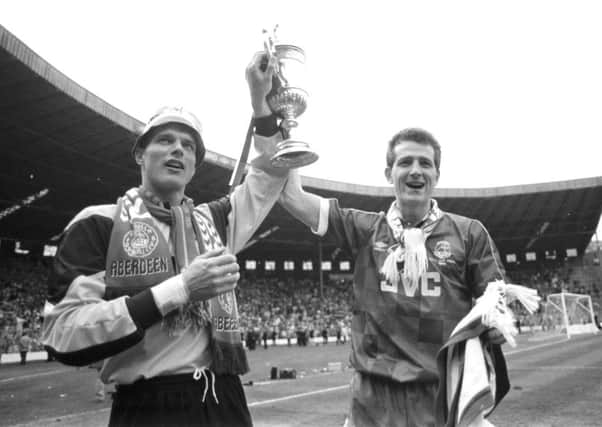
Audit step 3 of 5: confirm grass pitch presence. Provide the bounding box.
[2,334,601,427]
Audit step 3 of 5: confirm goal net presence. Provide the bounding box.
[542,292,599,338]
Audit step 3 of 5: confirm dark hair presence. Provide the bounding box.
[385,128,441,172]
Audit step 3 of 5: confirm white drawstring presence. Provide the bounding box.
[192,368,219,404]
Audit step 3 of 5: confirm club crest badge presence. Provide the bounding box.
[123,221,159,258]
[218,292,235,315]
[434,240,452,261]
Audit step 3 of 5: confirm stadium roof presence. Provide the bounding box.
[1,23,601,263]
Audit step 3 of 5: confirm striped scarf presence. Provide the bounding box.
[107,188,248,375]
[380,199,442,287]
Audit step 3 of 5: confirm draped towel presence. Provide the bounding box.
[435,281,540,426]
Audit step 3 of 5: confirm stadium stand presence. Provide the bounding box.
[0,256,49,354]
[1,23,601,361]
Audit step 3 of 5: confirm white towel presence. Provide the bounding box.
[436,281,540,426]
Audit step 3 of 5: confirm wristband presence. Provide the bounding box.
[254,114,279,136]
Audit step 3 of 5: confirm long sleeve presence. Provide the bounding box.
[467,220,506,298]
[41,205,163,366]
[204,133,289,254]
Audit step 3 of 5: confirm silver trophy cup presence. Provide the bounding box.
[266,43,318,168]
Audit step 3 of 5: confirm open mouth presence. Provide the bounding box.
[165,160,184,171]
[406,181,425,190]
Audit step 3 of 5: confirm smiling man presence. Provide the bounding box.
[277,128,507,426]
[41,53,286,426]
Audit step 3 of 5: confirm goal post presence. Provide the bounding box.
[543,292,599,338]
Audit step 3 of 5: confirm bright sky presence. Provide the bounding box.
[2,1,601,191]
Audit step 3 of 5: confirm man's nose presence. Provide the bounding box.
[409,161,422,175]
[171,139,185,155]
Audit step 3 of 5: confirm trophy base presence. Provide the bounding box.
[270,140,319,169]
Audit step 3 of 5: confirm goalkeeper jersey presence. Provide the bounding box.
[322,198,506,384]
[41,161,286,385]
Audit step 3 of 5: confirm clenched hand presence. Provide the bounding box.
[182,248,240,301]
[246,51,276,117]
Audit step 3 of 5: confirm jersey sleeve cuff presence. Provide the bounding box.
[125,289,163,330]
[311,197,330,236]
[150,274,189,317]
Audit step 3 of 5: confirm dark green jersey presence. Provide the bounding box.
[325,199,506,384]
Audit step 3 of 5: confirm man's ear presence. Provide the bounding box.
[134,147,144,166]
[384,167,392,184]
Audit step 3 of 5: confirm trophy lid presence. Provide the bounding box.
[263,26,305,62]
[274,43,305,62]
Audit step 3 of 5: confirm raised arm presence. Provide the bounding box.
[202,52,291,253]
[279,169,327,235]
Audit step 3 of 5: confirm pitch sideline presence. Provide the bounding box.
[0,368,73,384]
[248,385,348,407]
[8,335,590,426]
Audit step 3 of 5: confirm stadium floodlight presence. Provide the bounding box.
[526,221,550,249]
[544,292,599,338]
[43,245,57,257]
[241,226,280,252]
[506,253,517,263]
[14,241,29,255]
[566,248,578,257]
[0,188,49,220]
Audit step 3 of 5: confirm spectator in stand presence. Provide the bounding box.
[321,326,328,345]
[245,328,257,351]
[287,322,294,347]
[18,328,33,365]
[1,330,11,365]
[262,325,269,349]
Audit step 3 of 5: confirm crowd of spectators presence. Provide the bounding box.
[1,254,600,361]
[0,255,355,359]
[0,256,49,356]
[236,276,353,349]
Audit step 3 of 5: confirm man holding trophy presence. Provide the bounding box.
[41,52,288,426]
[266,37,513,426]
